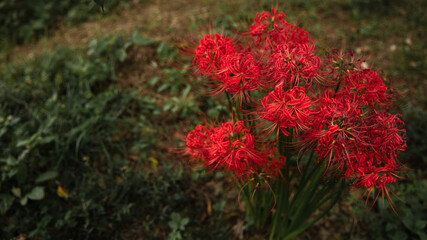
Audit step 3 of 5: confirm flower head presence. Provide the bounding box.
[218,52,262,104]
[184,121,277,180]
[266,43,321,87]
[193,33,236,76]
[249,9,312,49]
[342,69,390,107]
[257,85,312,138]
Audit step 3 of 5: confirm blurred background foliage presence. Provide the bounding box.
[0,0,136,49]
[0,0,425,239]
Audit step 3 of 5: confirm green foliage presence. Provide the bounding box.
[149,68,186,94]
[0,33,234,239]
[402,104,427,166]
[149,66,200,118]
[167,212,189,240]
[0,36,157,238]
[0,0,130,48]
[163,86,199,118]
[157,42,178,63]
[352,174,427,240]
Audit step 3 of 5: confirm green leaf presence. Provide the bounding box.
[158,83,170,92]
[0,128,6,138]
[0,194,14,214]
[416,230,427,240]
[17,149,29,162]
[131,31,157,46]
[168,220,178,231]
[116,49,127,62]
[180,217,189,229]
[157,42,176,62]
[148,76,160,86]
[88,39,98,55]
[27,187,45,200]
[168,212,181,230]
[181,85,191,98]
[402,214,414,230]
[35,170,59,183]
[392,231,408,240]
[171,212,180,222]
[385,222,397,231]
[39,135,56,144]
[163,101,174,112]
[20,196,28,206]
[415,219,427,230]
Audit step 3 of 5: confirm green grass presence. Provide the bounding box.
[0,34,232,239]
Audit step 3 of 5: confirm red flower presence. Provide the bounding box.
[299,91,367,171]
[217,52,262,104]
[266,43,321,88]
[256,85,312,138]
[185,125,210,160]
[248,9,312,50]
[184,121,278,180]
[193,33,236,76]
[342,69,390,107]
[300,92,406,205]
[181,9,409,210]
[249,8,288,47]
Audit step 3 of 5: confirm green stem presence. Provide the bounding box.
[269,180,286,240]
[283,180,345,240]
[225,92,234,116]
[287,164,324,232]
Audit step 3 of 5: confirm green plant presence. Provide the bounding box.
[0,30,237,239]
[163,86,199,118]
[149,68,186,94]
[157,42,178,63]
[0,36,158,238]
[167,212,190,240]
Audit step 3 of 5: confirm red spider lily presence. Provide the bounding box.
[184,121,280,180]
[249,9,312,50]
[300,99,407,205]
[365,112,407,164]
[348,150,405,212]
[217,52,262,105]
[192,33,236,77]
[181,8,408,212]
[266,43,321,87]
[188,33,263,104]
[261,150,286,178]
[342,69,390,107]
[185,125,210,160]
[299,91,368,170]
[249,8,288,48]
[256,85,312,138]
[346,113,406,209]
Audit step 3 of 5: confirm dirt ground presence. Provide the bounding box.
[6,0,225,64]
